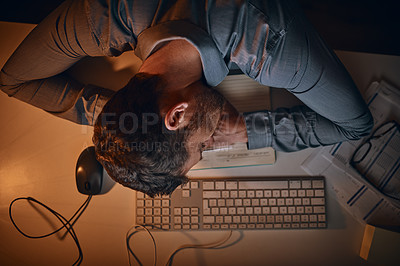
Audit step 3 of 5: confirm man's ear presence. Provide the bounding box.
[164,102,189,131]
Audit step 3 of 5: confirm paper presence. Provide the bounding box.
[301,81,400,228]
[191,143,275,170]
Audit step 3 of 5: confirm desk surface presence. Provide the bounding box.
[1,21,399,266]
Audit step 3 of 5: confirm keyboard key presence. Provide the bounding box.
[191,208,199,215]
[182,190,190,197]
[154,216,161,224]
[298,190,306,197]
[222,191,230,198]
[302,180,312,188]
[203,191,221,198]
[256,190,264,197]
[311,198,325,205]
[281,190,289,197]
[312,180,324,188]
[262,207,270,214]
[182,208,190,215]
[191,216,199,223]
[137,217,144,224]
[212,208,219,215]
[289,190,297,197]
[296,206,304,214]
[279,207,287,214]
[216,216,224,223]
[235,199,243,206]
[273,190,280,197]
[239,180,288,189]
[209,199,217,207]
[218,199,226,206]
[245,207,253,214]
[286,198,293,205]
[313,206,325,213]
[241,216,249,223]
[162,200,170,207]
[315,190,325,197]
[226,199,234,206]
[226,181,238,190]
[174,217,181,223]
[154,208,161,215]
[289,180,301,189]
[174,208,181,215]
[203,182,215,190]
[137,208,144,216]
[243,199,251,206]
[306,190,314,197]
[277,199,285,206]
[305,206,313,214]
[190,181,199,189]
[247,191,255,198]
[269,199,277,205]
[137,200,144,207]
[302,198,310,205]
[264,190,272,197]
[203,216,215,223]
[301,215,309,222]
[192,224,199,230]
[220,208,228,215]
[215,181,225,190]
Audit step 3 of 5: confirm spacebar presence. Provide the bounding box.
[238,180,288,189]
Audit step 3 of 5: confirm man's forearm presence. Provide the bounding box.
[244,105,372,152]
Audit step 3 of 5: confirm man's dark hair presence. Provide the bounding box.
[92,73,189,197]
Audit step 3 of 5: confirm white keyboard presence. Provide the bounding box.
[135,177,327,230]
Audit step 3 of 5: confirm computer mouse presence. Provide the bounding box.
[75,146,115,195]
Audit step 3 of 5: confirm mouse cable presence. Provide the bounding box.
[126,224,233,266]
[9,195,92,266]
[126,225,157,266]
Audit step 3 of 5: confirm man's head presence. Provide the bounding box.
[92,73,225,197]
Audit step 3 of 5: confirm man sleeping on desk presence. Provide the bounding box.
[0,0,373,196]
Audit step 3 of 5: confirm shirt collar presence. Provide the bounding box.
[135,20,228,87]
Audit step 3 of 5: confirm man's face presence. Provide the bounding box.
[182,83,225,171]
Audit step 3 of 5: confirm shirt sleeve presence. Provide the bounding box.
[0,0,121,125]
[242,1,373,151]
[244,106,363,152]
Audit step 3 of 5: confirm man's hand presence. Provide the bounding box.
[206,100,248,149]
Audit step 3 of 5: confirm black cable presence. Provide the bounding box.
[9,195,92,266]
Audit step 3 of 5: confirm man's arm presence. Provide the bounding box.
[0,0,116,125]
[231,1,373,152]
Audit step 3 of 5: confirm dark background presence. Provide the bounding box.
[1,0,399,56]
